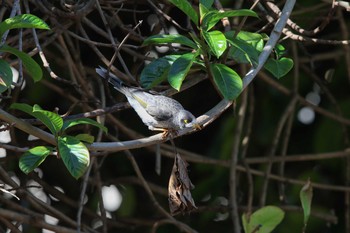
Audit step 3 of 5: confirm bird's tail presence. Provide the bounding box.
[96,66,126,93]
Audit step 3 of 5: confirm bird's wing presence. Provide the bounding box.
[131,91,176,121]
[146,105,173,121]
[129,89,149,108]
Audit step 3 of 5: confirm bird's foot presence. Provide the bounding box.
[149,126,178,139]
[162,128,178,139]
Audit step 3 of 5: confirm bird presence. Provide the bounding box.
[96,67,200,137]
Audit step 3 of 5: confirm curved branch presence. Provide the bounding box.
[0,0,295,153]
[243,0,296,89]
[0,99,231,152]
[88,99,232,152]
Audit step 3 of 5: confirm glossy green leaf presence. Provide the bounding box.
[61,118,107,133]
[242,206,285,233]
[274,44,287,59]
[19,146,54,174]
[58,135,90,179]
[225,31,266,67]
[0,14,50,37]
[0,45,42,82]
[264,57,294,79]
[0,59,13,93]
[140,55,180,88]
[33,104,63,135]
[168,53,196,91]
[199,0,214,20]
[227,38,260,66]
[201,9,258,31]
[74,134,95,144]
[210,63,242,100]
[300,179,313,227]
[143,34,197,49]
[168,0,198,25]
[11,103,63,135]
[10,102,35,114]
[202,30,227,58]
[225,30,264,51]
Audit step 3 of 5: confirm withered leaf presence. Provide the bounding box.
[168,153,197,215]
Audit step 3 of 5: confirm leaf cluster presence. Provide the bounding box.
[11,103,107,179]
[0,14,49,93]
[140,0,293,100]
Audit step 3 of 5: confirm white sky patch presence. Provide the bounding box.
[42,215,59,233]
[298,107,315,125]
[102,185,122,212]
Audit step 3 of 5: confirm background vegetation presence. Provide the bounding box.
[1,0,350,232]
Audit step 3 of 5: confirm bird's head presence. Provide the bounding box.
[177,110,201,130]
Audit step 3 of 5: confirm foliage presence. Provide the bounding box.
[242,206,285,233]
[0,14,50,93]
[141,0,293,100]
[11,103,107,179]
[0,0,348,232]
[300,179,313,233]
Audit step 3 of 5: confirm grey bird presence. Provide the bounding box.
[96,67,199,136]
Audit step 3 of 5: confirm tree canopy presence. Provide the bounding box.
[1,0,350,233]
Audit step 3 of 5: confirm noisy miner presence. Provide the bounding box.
[96,67,200,137]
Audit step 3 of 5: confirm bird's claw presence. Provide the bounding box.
[162,129,178,139]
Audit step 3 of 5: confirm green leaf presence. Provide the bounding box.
[199,0,214,20]
[202,30,227,58]
[210,63,242,100]
[225,30,264,51]
[10,102,34,114]
[226,31,264,66]
[19,146,54,174]
[143,34,197,49]
[227,38,260,66]
[201,9,258,31]
[74,134,95,144]
[11,103,63,135]
[168,53,196,91]
[274,44,287,59]
[33,104,63,135]
[0,14,50,37]
[189,32,209,51]
[0,59,13,93]
[300,179,313,227]
[264,57,294,79]
[58,135,90,179]
[0,45,42,82]
[61,118,107,133]
[168,0,198,25]
[140,55,180,89]
[242,206,285,233]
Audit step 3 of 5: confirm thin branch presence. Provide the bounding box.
[243,0,296,89]
[229,89,248,233]
[0,208,85,233]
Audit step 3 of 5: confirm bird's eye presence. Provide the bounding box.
[183,119,189,124]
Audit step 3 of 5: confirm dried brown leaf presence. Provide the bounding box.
[168,153,197,215]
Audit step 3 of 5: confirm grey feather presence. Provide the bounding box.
[96,67,198,131]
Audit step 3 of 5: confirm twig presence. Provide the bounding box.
[94,0,134,81]
[124,149,197,233]
[0,208,85,233]
[229,89,248,233]
[265,1,335,36]
[259,96,298,206]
